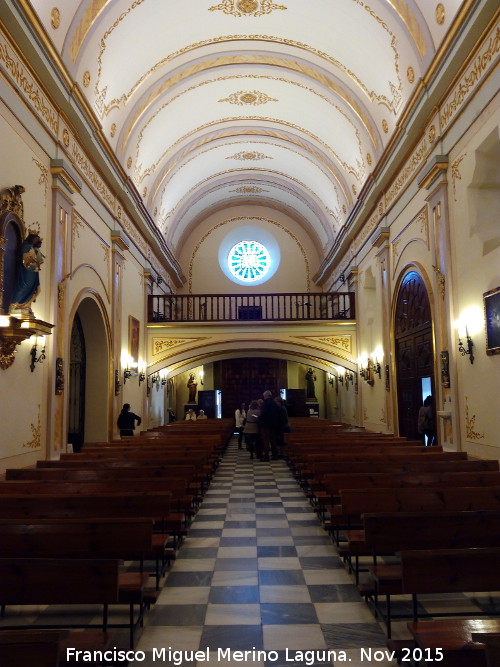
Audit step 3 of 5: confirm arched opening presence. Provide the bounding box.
[68,297,109,449]
[394,270,435,441]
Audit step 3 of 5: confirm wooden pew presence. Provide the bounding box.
[359,511,500,636]
[0,516,168,590]
[471,632,500,667]
[0,559,128,640]
[401,549,500,666]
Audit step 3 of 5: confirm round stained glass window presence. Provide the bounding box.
[227,240,271,282]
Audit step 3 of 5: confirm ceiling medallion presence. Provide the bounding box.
[50,8,60,30]
[227,151,273,161]
[82,71,90,88]
[219,91,279,106]
[435,4,445,25]
[382,119,389,134]
[209,0,287,17]
[230,186,268,193]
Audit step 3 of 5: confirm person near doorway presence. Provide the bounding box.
[417,395,436,446]
[259,390,281,461]
[185,408,197,421]
[197,409,208,420]
[274,396,290,459]
[117,403,141,437]
[235,402,247,449]
[243,399,261,459]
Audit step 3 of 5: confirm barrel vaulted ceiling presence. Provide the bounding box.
[27,0,467,259]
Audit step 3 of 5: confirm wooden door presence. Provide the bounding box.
[395,271,435,441]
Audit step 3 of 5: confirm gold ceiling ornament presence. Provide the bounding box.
[366,153,373,166]
[428,125,436,144]
[154,207,158,217]
[62,128,70,147]
[230,185,269,193]
[127,157,132,169]
[209,0,287,18]
[219,90,279,106]
[142,187,147,198]
[342,204,347,215]
[110,123,116,138]
[382,119,389,133]
[226,150,273,161]
[352,184,357,196]
[435,3,445,25]
[407,66,415,83]
[50,8,60,30]
[82,71,90,88]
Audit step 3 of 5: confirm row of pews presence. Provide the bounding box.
[0,419,234,666]
[285,418,500,667]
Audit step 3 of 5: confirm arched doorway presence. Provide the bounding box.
[394,270,435,441]
[68,297,109,448]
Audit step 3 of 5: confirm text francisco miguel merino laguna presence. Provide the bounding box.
[66,646,412,663]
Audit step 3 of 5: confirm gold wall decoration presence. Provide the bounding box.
[219,90,278,106]
[435,3,445,25]
[127,157,132,169]
[385,134,428,208]
[226,151,273,161]
[428,125,436,144]
[382,119,389,133]
[366,153,372,166]
[154,207,158,216]
[110,123,116,137]
[50,8,60,30]
[432,264,446,299]
[209,1,287,18]
[451,154,466,201]
[352,184,357,196]
[142,187,147,198]
[83,71,90,88]
[407,66,415,83]
[465,396,485,441]
[23,405,41,449]
[230,186,269,193]
[439,19,499,133]
[301,335,353,355]
[0,31,58,136]
[152,337,205,356]
[62,128,70,146]
[32,158,48,207]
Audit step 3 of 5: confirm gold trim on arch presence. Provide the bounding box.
[95,34,402,118]
[119,62,379,153]
[150,130,351,207]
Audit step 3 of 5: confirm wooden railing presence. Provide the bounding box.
[148,292,355,323]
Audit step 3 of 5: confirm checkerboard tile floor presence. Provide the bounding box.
[2,438,497,666]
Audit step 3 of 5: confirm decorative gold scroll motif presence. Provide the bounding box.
[208,1,287,18]
[219,91,278,105]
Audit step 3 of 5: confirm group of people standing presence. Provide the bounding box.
[235,391,290,462]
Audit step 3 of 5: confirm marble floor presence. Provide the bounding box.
[134,439,397,666]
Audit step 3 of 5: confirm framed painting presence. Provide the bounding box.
[484,286,500,356]
[128,316,140,367]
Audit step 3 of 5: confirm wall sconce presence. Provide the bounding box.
[123,367,133,384]
[161,375,167,386]
[138,371,146,384]
[199,370,204,386]
[385,364,390,391]
[114,369,121,395]
[373,360,382,379]
[29,335,46,372]
[458,329,474,364]
[328,373,334,387]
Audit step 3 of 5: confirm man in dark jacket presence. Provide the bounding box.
[117,403,141,436]
[259,390,281,461]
